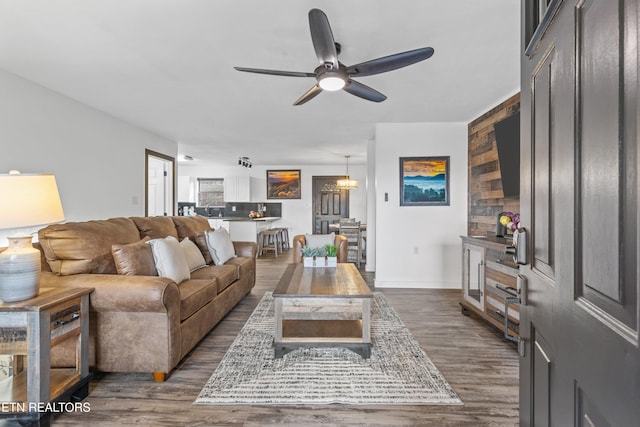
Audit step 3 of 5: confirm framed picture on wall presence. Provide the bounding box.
[266,170,301,199]
[399,156,450,206]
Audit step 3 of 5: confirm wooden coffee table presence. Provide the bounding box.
[273,263,372,358]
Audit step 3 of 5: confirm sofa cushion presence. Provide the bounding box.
[147,236,190,284]
[193,232,213,265]
[205,228,237,265]
[179,238,207,272]
[190,264,239,293]
[131,216,178,240]
[111,237,158,276]
[225,257,254,282]
[172,216,212,240]
[304,232,335,249]
[38,217,141,275]
[177,279,217,321]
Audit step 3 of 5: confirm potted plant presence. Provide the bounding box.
[324,244,338,267]
[302,246,320,267]
[301,245,338,267]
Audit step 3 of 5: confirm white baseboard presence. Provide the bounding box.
[374,280,459,289]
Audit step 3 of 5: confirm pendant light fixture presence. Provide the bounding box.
[336,155,359,190]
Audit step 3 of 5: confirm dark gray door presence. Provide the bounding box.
[312,176,349,234]
[519,1,639,425]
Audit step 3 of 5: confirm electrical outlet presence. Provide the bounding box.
[232,206,236,212]
[413,246,419,254]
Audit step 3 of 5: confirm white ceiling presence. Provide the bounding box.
[0,0,520,167]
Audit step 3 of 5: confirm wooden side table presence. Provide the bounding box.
[0,287,92,415]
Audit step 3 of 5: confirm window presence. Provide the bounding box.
[198,178,224,207]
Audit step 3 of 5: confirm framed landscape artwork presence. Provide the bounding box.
[399,156,450,206]
[266,170,301,199]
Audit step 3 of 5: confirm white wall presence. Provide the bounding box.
[178,163,367,239]
[374,122,468,288]
[0,70,177,245]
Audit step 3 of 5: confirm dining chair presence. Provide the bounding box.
[338,221,361,268]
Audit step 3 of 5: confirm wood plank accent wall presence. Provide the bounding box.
[467,93,520,236]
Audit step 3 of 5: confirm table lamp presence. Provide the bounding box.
[0,171,65,302]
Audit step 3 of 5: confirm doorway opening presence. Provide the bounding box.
[145,149,175,216]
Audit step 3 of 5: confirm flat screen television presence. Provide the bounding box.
[493,111,520,198]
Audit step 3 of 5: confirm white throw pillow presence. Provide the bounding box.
[304,232,335,249]
[205,228,237,265]
[146,236,191,284]
[180,238,207,272]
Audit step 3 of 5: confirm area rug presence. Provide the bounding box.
[194,292,462,405]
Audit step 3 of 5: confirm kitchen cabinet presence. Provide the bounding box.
[224,176,250,202]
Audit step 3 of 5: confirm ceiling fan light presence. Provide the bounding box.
[318,75,345,91]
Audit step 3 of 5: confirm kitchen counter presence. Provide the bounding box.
[221,217,281,242]
[220,216,280,222]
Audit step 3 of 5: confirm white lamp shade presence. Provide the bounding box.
[336,177,359,189]
[0,173,65,229]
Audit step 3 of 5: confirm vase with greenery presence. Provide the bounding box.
[302,246,319,267]
[301,245,337,267]
[323,244,338,267]
[324,244,337,257]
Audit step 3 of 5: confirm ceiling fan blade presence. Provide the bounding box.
[343,80,387,103]
[346,47,434,77]
[308,9,338,69]
[293,84,323,106]
[234,67,315,78]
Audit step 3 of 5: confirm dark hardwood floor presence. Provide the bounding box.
[52,251,519,426]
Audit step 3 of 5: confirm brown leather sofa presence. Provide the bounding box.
[37,215,256,382]
[291,234,348,263]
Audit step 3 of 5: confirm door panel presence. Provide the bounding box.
[520,1,639,426]
[531,47,554,279]
[312,176,349,234]
[578,0,621,303]
[332,193,342,215]
[576,386,613,427]
[576,0,637,331]
[321,193,329,216]
[532,330,551,427]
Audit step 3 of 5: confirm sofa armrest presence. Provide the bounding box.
[40,272,180,313]
[233,241,258,258]
[292,235,305,263]
[335,235,348,263]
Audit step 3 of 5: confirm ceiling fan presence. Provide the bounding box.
[234,8,434,105]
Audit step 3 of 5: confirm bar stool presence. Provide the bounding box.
[279,227,291,250]
[256,231,264,256]
[259,229,281,257]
